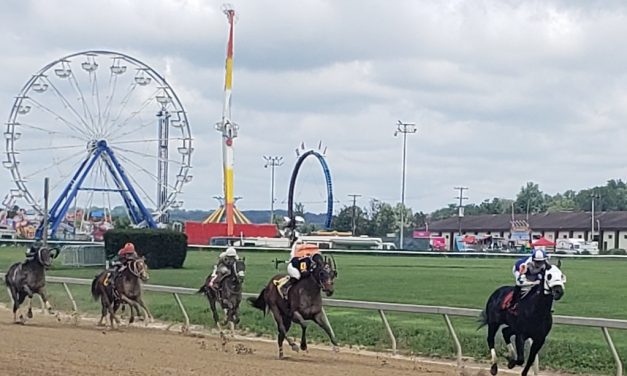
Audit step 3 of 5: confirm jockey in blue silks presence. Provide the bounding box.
[509,248,550,311]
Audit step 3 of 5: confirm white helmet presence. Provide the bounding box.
[532,249,547,262]
[223,247,238,258]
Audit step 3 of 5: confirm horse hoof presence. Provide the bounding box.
[507,359,516,369]
[300,344,307,352]
[278,352,284,360]
[27,310,33,319]
[291,344,300,352]
[490,363,498,375]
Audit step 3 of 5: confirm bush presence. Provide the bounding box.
[600,248,627,255]
[104,228,188,269]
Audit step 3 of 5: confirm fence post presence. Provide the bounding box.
[321,307,336,340]
[62,282,78,312]
[602,327,624,376]
[378,309,397,354]
[172,293,190,332]
[442,314,462,367]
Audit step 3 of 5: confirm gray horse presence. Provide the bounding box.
[5,244,59,323]
[199,259,246,335]
[91,258,152,328]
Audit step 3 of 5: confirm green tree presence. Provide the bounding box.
[367,200,397,237]
[515,182,547,214]
[332,205,369,235]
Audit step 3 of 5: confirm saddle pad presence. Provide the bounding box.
[501,290,514,310]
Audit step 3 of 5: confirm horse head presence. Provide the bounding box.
[544,263,566,301]
[130,258,150,282]
[234,259,246,283]
[315,255,338,297]
[36,246,60,268]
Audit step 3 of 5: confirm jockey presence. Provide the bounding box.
[509,248,549,310]
[111,242,139,272]
[276,241,323,298]
[208,247,239,289]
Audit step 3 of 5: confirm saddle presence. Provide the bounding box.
[273,276,291,300]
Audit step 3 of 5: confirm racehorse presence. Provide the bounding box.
[198,258,246,335]
[248,256,338,359]
[91,258,152,328]
[479,262,566,376]
[5,245,59,323]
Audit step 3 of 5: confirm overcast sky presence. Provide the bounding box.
[2,0,627,216]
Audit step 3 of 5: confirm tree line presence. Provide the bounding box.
[331,179,627,237]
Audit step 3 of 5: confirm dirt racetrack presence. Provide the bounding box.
[0,307,482,376]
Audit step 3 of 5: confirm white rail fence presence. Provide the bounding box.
[0,273,624,376]
[3,238,627,260]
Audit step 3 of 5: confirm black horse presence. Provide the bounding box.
[198,258,246,335]
[479,263,566,376]
[5,244,60,323]
[248,255,338,359]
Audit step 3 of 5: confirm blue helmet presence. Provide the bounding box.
[531,249,547,262]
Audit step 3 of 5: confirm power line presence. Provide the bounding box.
[348,194,362,235]
[454,186,468,235]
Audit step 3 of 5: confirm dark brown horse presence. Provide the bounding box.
[91,258,152,328]
[198,259,246,335]
[248,256,338,359]
[5,245,59,323]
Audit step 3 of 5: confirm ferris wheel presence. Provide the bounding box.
[4,50,193,238]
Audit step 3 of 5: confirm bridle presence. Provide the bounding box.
[127,259,147,280]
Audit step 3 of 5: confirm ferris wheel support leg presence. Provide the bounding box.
[105,146,157,228]
[38,148,105,239]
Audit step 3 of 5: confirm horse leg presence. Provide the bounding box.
[292,311,309,352]
[102,287,120,328]
[97,296,107,326]
[134,296,153,323]
[514,334,525,367]
[8,285,19,322]
[313,311,339,349]
[38,287,54,314]
[487,323,499,375]
[207,294,221,330]
[502,326,517,369]
[521,338,545,376]
[269,306,297,359]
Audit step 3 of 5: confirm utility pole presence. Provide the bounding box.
[348,194,362,235]
[263,156,284,224]
[394,120,417,249]
[590,192,600,241]
[454,187,468,237]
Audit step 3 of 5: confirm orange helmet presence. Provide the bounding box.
[118,242,136,256]
[294,243,320,258]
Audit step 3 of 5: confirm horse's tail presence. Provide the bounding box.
[477,309,488,330]
[91,275,101,301]
[197,284,207,294]
[247,288,267,315]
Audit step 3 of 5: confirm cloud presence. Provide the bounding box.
[2,0,627,219]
